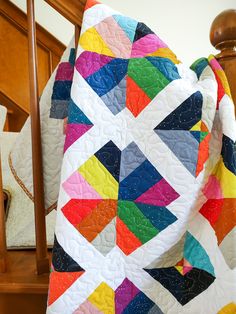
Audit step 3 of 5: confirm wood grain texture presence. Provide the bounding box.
[0,250,50,293]
[210,10,236,110]
[0,0,65,131]
[0,293,47,314]
[27,0,49,275]
[0,154,7,273]
[0,91,28,132]
[45,0,86,26]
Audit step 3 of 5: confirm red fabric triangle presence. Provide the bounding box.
[85,0,100,11]
[116,217,142,255]
[126,76,151,117]
[62,199,101,226]
[48,271,84,306]
[200,199,224,226]
[175,258,184,267]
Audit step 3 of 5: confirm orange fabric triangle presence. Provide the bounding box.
[126,76,151,117]
[77,200,117,242]
[201,121,208,132]
[195,133,211,176]
[183,258,192,267]
[214,198,236,245]
[85,0,100,11]
[116,217,142,255]
[48,271,84,306]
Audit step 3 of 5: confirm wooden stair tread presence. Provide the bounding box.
[0,250,51,294]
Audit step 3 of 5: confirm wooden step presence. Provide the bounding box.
[0,293,47,314]
[0,250,50,294]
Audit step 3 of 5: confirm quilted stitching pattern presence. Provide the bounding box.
[12,0,235,313]
[47,1,236,313]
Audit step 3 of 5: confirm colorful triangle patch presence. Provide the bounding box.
[48,271,84,306]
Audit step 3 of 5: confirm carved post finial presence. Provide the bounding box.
[210,9,236,58]
[210,10,236,110]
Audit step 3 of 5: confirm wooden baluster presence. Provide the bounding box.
[75,24,80,52]
[210,9,236,110]
[27,0,49,275]
[0,153,7,273]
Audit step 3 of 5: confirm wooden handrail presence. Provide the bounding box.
[44,0,87,26]
[210,9,236,110]
[0,90,29,116]
[27,0,49,275]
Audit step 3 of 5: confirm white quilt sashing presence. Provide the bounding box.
[19,0,236,313]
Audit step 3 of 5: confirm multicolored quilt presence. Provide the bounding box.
[47,1,236,313]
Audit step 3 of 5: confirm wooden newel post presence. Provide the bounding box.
[210,9,236,110]
[27,0,49,275]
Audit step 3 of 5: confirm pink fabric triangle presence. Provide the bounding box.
[62,171,102,199]
[135,178,179,206]
[64,123,92,152]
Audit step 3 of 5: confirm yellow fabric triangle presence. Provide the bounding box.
[190,121,201,131]
[79,27,115,57]
[218,303,236,314]
[147,48,180,64]
[88,282,115,314]
[79,155,119,199]
[214,157,236,198]
[215,69,232,99]
[175,266,184,275]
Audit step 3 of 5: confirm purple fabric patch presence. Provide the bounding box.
[64,123,93,152]
[55,62,74,81]
[75,51,113,79]
[135,178,179,206]
[115,278,140,314]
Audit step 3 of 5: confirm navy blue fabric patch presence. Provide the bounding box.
[85,58,128,97]
[51,81,72,101]
[94,141,121,182]
[119,160,162,200]
[133,22,154,42]
[52,236,84,272]
[155,91,203,130]
[144,267,215,305]
[123,292,155,314]
[221,134,236,175]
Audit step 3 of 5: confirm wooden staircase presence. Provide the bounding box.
[0,1,82,313]
[0,1,235,314]
[0,0,65,132]
[0,251,51,314]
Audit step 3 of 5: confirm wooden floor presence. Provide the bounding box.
[0,250,50,314]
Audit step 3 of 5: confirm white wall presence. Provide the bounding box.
[10,0,236,65]
[10,0,74,45]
